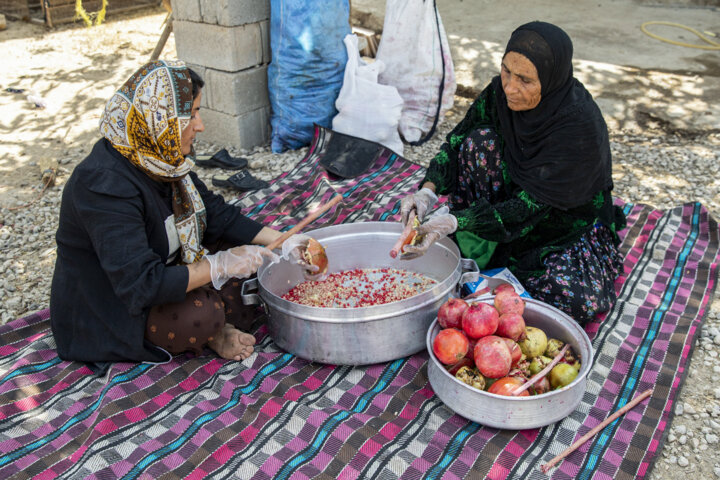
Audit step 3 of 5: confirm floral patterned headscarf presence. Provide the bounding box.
[99,60,208,264]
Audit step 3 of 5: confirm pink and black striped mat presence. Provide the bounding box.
[1,127,718,479]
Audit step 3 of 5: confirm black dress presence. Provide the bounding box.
[423,85,625,324]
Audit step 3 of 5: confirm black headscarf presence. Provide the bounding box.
[490,21,613,210]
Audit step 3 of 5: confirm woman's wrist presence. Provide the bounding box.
[422,182,437,193]
[186,257,211,292]
[251,226,282,247]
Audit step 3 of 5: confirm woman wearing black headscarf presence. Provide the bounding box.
[399,21,626,325]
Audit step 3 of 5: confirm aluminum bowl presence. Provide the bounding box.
[426,297,593,429]
[242,221,479,365]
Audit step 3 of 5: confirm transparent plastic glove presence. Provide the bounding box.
[400,187,438,225]
[205,245,280,289]
[280,234,321,276]
[401,212,458,260]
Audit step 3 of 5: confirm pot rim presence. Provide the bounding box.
[255,222,468,323]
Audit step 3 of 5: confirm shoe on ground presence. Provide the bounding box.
[194,148,248,170]
[211,170,270,192]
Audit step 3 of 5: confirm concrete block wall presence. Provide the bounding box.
[171,0,271,150]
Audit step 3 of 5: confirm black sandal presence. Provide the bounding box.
[194,148,248,170]
[211,170,270,192]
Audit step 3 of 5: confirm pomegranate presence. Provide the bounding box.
[432,328,470,365]
[493,283,515,295]
[566,359,582,372]
[390,217,422,258]
[514,357,531,378]
[466,337,477,362]
[493,290,525,315]
[518,326,548,359]
[437,297,469,329]
[502,337,522,366]
[454,365,486,391]
[496,313,527,341]
[473,335,512,378]
[546,339,581,368]
[447,357,475,376]
[401,229,421,253]
[545,338,565,358]
[532,376,551,395]
[461,303,499,339]
[528,355,552,376]
[508,367,530,381]
[303,238,328,274]
[549,363,578,389]
[487,376,529,397]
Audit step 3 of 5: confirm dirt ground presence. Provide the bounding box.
[0,6,176,207]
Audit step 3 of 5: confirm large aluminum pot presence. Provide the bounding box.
[242,221,478,365]
[426,297,593,429]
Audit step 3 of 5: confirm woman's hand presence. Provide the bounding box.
[205,245,279,289]
[400,187,438,225]
[401,213,458,260]
[281,234,322,278]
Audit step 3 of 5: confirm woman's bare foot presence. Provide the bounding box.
[208,323,256,360]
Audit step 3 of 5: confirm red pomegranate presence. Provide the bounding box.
[496,313,527,342]
[437,297,469,329]
[466,337,477,362]
[487,376,529,397]
[432,328,470,365]
[446,357,475,376]
[502,337,523,366]
[494,290,525,316]
[493,284,515,295]
[461,303,499,339]
[473,335,512,378]
[303,238,328,274]
[532,376,551,395]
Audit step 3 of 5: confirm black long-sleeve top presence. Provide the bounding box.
[423,85,625,278]
[50,139,263,363]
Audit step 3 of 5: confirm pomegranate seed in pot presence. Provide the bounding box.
[282,268,437,308]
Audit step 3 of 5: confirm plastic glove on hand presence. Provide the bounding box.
[401,213,458,260]
[206,245,279,289]
[400,187,438,225]
[281,234,323,278]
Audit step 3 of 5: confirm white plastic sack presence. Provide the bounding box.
[332,34,405,155]
[375,0,456,144]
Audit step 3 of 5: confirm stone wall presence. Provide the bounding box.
[171,0,271,149]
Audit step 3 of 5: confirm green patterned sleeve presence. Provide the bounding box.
[453,191,552,243]
[423,85,496,195]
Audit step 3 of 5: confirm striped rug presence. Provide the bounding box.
[1,127,718,479]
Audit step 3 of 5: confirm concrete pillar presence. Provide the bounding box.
[171,0,271,150]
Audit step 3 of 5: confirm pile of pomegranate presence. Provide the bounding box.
[431,285,582,397]
[282,268,437,308]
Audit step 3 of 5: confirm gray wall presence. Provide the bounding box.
[172,0,271,149]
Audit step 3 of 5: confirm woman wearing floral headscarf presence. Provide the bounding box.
[398,22,626,325]
[51,60,313,366]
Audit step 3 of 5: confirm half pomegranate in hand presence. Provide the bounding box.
[303,238,328,274]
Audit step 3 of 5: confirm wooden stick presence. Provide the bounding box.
[511,345,569,396]
[266,194,343,251]
[390,210,416,258]
[540,388,654,473]
[150,13,173,62]
[463,287,491,300]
